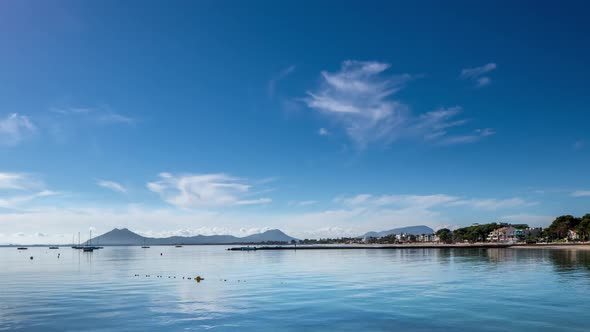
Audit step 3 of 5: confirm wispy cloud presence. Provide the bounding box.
[571,190,590,197]
[0,190,59,210]
[460,62,497,87]
[0,172,58,210]
[305,60,493,148]
[0,113,36,146]
[449,197,535,210]
[304,60,411,147]
[289,200,318,207]
[318,128,330,136]
[573,140,585,150]
[436,128,496,145]
[147,172,272,208]
[50,106,135,125]
[97,180,127,193]
[0,172,42,191]
[268,65,296,98]
[335,193,534,211]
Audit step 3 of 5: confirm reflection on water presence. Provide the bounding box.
[1,246,589,331]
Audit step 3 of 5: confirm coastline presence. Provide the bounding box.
[229,243,514,250]
[231,242,590,251]
[512,243,590,250]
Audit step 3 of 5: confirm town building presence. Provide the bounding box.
[487,226,517,242]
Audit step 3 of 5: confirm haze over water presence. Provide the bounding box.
[2,246,589,331]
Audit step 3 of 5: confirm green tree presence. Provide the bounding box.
[576,214,590,241]
[436,228,453,244]
[545,215,581,241]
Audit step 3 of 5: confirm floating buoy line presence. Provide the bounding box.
[132,274,248,284]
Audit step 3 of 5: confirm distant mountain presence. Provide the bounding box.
[84,228,297,246]
[361,225,434,238]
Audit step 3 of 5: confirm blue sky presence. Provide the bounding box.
[1,1,589,243]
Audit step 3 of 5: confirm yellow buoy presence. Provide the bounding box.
[195,276,204,282]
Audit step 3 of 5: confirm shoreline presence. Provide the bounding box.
[229,243,514,250]
[231,242,590,251]
[512,243,590,250]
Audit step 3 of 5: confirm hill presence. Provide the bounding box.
[84,228,297,246]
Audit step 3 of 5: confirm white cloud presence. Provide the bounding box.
[460,63,497,87]
[0,172,41,191]
[0,172,57,210]
[268,65,296,98]
[97,113,135,125]
[449,197,535,210]
[461,63,497,78]
[336,193,533,211]
[436,128,496,145]
[318,127,330,136]
[0,113,36,145]
[50,106,135,125]
[571,190,590,197]
[476,77,491,87]
[289,200,318,207]
[147,172,272,208]
[304,60,411,147]
[97,180,127,193]
[305,61,493,147]
[0,190,59,210]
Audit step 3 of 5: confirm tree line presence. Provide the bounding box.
[543,214,590,241]
[435,214,590,244]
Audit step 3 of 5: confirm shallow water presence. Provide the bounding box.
[1,246,589,331]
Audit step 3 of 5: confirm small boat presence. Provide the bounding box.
[83,247,94,252]
[17,247,28,250]
[141,246,150,248]
[175,245,183,248]
[49,246,59,249]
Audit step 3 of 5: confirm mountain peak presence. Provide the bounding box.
[85,228,297,245]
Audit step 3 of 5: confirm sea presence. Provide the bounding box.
[1,246,589,331]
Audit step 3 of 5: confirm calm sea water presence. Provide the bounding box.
[1,246,589,331]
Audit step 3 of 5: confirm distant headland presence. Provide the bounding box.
[82,228,298,246]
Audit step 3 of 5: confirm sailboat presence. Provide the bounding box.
[141,238,150,248]
[72,232,84,249]
[83,230,94,252]
[81,230,103,251]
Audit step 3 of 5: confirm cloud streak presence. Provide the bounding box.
[50,106,135,125]
[460,63,497,87]
[97,180,127,193]
[268,65,296,98]
[147,172,272,208]
[305,60,494,148]
[571,190,590,197]
[0,190,58,210]
[335,193,534,211]
[0,113,36,146]
[0,172,42,191]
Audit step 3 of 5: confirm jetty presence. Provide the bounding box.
[227,243,514,251]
